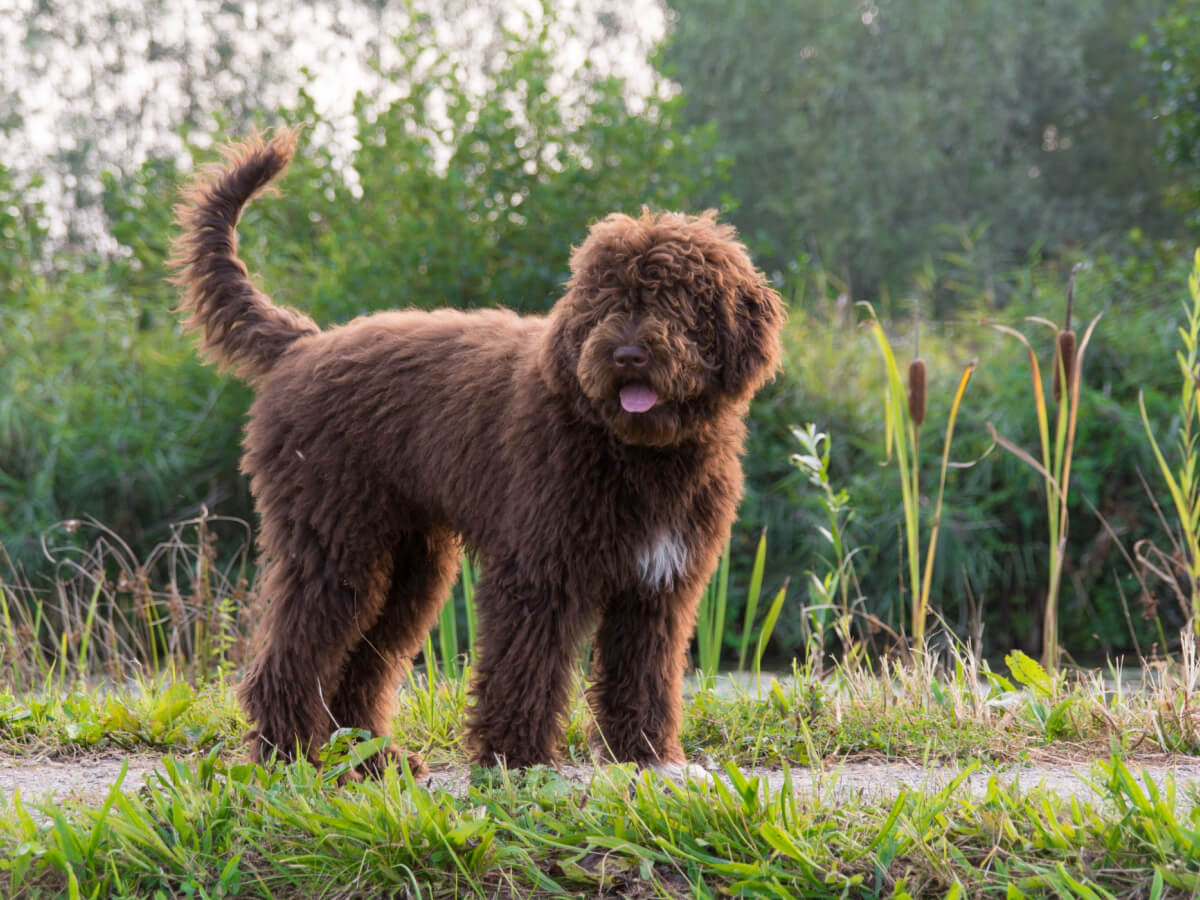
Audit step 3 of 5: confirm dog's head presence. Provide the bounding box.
[539,210,784,447]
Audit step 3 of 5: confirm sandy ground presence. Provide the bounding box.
[5,751,1200,809]
[0,753,163,806]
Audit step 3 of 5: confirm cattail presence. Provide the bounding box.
[907,358,926,427]
[1052,263,1081,403]
[908,297,926,427]
[1052,330,1076,403]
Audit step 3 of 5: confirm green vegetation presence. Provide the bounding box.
[8,740,1200,898]
[987,275,1102,672]
[4,0,1200,662]
[1140,250,1200,637]
[6,2,1200,896]
[5,640,1200,897]
[1140,1,1200,236]
[662,0,1179,298]
[861,304,976,653]
[743,250,1193,660]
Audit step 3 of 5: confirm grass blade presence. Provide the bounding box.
[737,529,768,671]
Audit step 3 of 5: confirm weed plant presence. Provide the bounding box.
[694,535,789,685]
[860,304,976,653]
[989,270,1102,671]
[1140,249,1200,635]
[791,423,861,659]
[0,513,251,691]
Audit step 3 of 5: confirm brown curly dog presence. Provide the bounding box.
[170,131,784,778]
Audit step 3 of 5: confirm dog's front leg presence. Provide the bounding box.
[466,569,590,768]
[585,578,704,770]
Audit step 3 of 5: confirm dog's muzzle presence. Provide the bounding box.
[612,345,659,413]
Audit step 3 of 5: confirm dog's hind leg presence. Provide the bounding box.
[237,518,394,767]
[326,527,461,778]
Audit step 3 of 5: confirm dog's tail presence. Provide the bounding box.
[170,129,319,381]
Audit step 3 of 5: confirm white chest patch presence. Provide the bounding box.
[637,533,689,591]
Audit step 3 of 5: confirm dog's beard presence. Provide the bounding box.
[610,402,684,447]
[563,314,715,446]
[576,352,708,449]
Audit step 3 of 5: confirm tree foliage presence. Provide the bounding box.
[661,0,1180,302]
[1140,0,1200,236]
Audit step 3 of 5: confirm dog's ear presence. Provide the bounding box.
[720,275,785,403]
[538,306,578,395]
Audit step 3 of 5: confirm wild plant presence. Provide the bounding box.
[861,303,976,653]
[694,540,731,682]
[0,512,251,691]
[422,554,478,680]
[1139,249,1200,636]
[988,266,1101,671]
[696,536,788,685]
[790,423,862,657]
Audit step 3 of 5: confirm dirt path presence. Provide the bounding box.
[5,752,1200,808]
[0,753,163,806]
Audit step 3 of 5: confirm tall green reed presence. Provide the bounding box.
[1140,249,1200,636]
[861,303,975,653]
[695,535,788,683]
[422,554,478,680]
[988,266,1100,672]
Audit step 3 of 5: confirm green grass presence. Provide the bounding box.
[2,716,1200,898]
[4,627,1200,895]
[6,637,1200,762]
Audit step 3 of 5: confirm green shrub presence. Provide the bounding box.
[663,0,1179,298]
[1140,0,1200,237]
[0,271,251,557]
[741,243,1191,660]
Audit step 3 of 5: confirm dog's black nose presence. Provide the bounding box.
[613,345,649,368]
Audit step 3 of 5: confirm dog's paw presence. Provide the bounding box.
[343,747,427,784]
[645,761,715,787]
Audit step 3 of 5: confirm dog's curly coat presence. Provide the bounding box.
[171,131,784,775]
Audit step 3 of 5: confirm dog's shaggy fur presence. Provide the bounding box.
[171,131,784,775]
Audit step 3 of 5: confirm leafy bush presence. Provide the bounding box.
[1140,0,1200,237]
[0,269,251,557]
[662,0,1179,299]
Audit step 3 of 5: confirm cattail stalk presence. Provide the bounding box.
[908,297,926,427]
[1052,265,1081,403]
[1052,330,1076,403]
[907,358,927,427]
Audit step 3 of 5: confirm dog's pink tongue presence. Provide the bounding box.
[619,384,658,413]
